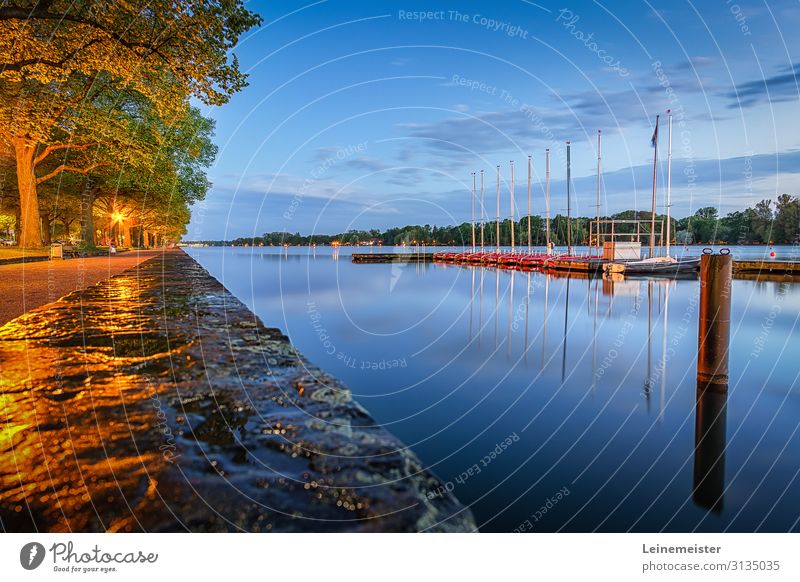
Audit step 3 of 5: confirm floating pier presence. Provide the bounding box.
[352,251,800,279]
[732,259,800,274]
[351,252,434,263]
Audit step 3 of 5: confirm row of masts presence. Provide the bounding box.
[467,110,674,258]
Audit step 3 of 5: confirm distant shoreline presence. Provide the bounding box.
[181,242,796,248]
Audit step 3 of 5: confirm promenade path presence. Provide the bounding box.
[0,251,162,325]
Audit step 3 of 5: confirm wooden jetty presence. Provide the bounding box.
[351,251,800,279]
[351,252,434,264]
[733,259,800,275]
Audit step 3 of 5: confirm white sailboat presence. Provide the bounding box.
[608,110,699,275]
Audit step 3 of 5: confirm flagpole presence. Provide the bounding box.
[510,160,515,253]
[666,110,673,259]
[480,169,485,251]
[496,164,500,253]
[545,148,551,255]
[650,114,659,258]
[527,154,532,253]
[566,141,572,255]
[471,171,476,252]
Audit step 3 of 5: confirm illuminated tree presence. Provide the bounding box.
[0,1,261,247]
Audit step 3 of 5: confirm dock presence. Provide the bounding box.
[733,260,800,274]
[351,252,434,263]
[351,252,800,278]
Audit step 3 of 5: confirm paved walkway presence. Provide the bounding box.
[0,250,163,325]
[0,250,474,532]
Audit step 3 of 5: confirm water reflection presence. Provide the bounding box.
[693,382,728,512]
[184,247,800,532]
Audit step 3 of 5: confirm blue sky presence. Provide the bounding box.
[186,0,800,240]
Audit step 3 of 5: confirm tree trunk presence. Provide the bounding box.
[122,220,131,247]
[12,137,42,248]
[80,187,97,246]
[62,218,74,240]
[14,206,21,244]
[41,213,52,245]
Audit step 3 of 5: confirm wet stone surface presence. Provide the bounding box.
[0,250,475,532]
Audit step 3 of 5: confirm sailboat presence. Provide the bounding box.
[606,111,700,276]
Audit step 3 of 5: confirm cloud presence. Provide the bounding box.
[557,150,800,217]
[342,157,390,172]
[190,148,800,239]
[726,63,800,109]
[672,56,715,71]
[400,88,658,157]
[384,167,429,186]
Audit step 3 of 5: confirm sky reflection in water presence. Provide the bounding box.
[185,246,800,532]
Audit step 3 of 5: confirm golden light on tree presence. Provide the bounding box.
[0,1,262,248]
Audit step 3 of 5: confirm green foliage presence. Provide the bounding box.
[198,196,800,247]
[0,0,260,246]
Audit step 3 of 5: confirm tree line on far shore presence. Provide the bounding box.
[193,195,800,248]
[0,1,261,248]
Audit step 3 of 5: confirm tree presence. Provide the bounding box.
[774,194,800,243]
[0,1,261,247]
[79,102,216,246]
[752,199,774,243]
[689,207,720,243]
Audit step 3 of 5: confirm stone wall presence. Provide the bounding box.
[0,250,475,532]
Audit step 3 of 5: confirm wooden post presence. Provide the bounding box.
[694,252,731,507]
[697,252,732,388]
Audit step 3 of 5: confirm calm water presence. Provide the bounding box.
[184,245,800,532]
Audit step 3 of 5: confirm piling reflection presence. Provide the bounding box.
[457,260,743,519]
[692,253,733,513]
[693,381,728,512]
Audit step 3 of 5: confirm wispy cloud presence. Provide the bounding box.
[342,157,390,172]
[726,63,800,108]
[400,88,658,157]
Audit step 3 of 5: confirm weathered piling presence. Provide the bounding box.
[693,251,731,512]
[697,252,732,387]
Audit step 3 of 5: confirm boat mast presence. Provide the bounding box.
[471,172,476,252]
[495,164,501,252]
[666,110,673,259]
[527,154,532,253]
[596,129,602,254]
[566,141,572,255]
[650,114,660,258]
[480,169,485,251]
[545,148,551,255]
[510,160,515,253]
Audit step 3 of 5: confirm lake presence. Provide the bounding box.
[184,245,800,532]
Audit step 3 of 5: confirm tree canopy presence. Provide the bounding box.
[0,0,261,247]
[197,196,800,248]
